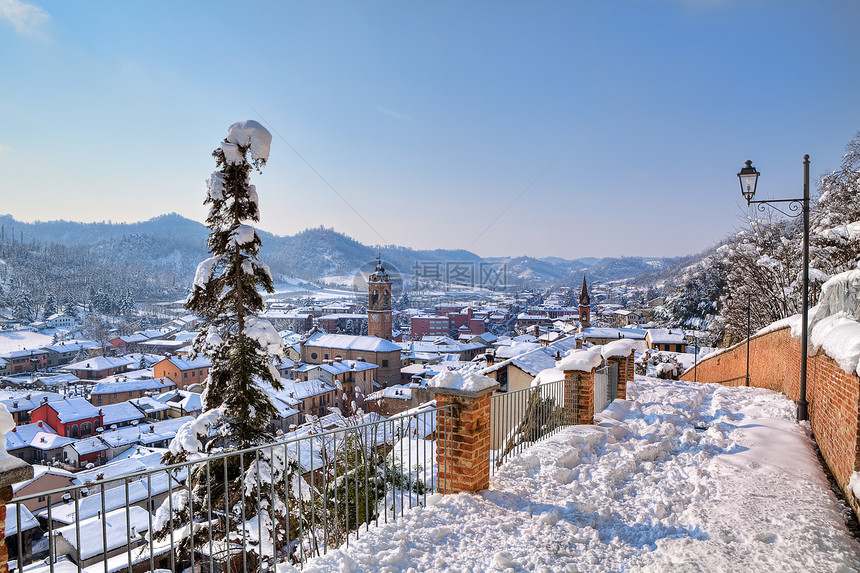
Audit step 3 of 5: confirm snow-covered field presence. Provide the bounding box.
[287,377,860,573]
[0,329,57,354]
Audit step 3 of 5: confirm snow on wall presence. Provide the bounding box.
[555,346,603,373]
[602,339,638,360]
[428,369,497,393]
[0,403,14,457]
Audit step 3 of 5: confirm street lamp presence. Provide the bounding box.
[737,156,811,421]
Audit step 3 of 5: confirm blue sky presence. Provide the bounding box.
[1,1,858,259]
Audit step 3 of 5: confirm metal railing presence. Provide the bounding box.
[8,404,453,572]
[593,362,617,416]
[489,379,567,475]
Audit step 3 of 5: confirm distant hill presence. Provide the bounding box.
[0,214,682,294]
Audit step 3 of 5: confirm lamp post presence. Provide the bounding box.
[745,292,751,387]
[737,156,810,421]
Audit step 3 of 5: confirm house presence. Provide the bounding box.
[295,358,378,410]
[645,328,687,353]
[301,332,401,386]
[53,506,151,568]
[61,356,134,380]
[127,396,171,421]
[41,340,102,367]
[90,377,177,406]
[613,309,645,327]
[0,392,65,425]
[152,356,210,390]
[107,333,149,352]
[0,349,49,374]
[96,416,195,455]
[155,390,203,418]
[63,436,110,468]
[4,422,77,465]
[12,464,79,512]
[483,336,581,393]
[279,378,337,421]
[44,313,76,330]
[29,397,103,439]
[99,402,147,428]
[4,502,40,565]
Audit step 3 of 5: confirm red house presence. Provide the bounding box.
[29,397,103,440]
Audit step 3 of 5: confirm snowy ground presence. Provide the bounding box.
[0,329,57,353]
[286,377,860,573]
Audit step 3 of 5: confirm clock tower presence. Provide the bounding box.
[367,257,393,340]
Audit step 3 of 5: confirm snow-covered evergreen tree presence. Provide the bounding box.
[14,290,34,322]
[42,292,57,319]
[156,121,307,567]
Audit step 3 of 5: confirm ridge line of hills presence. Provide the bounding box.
[0,213,689,292]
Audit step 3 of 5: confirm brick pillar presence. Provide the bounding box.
[0,457,33,573]
[563,368,595,425]
[626,350,635,383]
[606,356,626,400]
[432,382,498,494]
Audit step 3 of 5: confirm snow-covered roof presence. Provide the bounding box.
[68,436,109,455]
[99,402,146,426]
[155,390,202,412]
[62,356,134,372]
[299,360,379,376]
[161,356,211,370]
[4,503,39,536]
[42,473,178,526]
[12,464,76,493]
[43,397,100,423]
[280,378,336,400]
[646,328,686,344]
[55,506,151,560]
[91,377,175,395]
[5,423,75,451]
[305,332,401,353]
[127,396,171,414]
[0,391,65,413]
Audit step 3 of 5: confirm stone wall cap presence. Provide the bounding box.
[0,455,33,488]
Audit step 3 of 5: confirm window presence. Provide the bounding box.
[324,354,329,360]
[382,360,389,368]
[71,424,79,439]
[81,422,92,437]
[311,352,318,360]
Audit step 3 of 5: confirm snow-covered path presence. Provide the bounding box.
[288,377,860,573]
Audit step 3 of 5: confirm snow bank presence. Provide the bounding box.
[531,367,565,387]
[601,339,637,359]
[226,120,272,164]
[292,377,860,573]
[555,346,603,372]
[428,369,497,393]
[809,312,860,375]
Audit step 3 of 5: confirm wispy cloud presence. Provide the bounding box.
[0,144,11,156]
[0,0,49,38]
[376,106,412,122]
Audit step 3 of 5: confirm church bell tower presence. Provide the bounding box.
[367,256,393,340]
[578,276,591,329]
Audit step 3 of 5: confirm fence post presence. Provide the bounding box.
[562,368,595,425]
[431,381,498,494]
[0,457,33,572]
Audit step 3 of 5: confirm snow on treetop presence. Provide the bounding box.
[428,368,497,393]
[555,346,603,372]
[226,120,272,164]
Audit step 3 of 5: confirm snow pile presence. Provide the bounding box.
[601,339,638,359]
[226,119,272,164]
[555,346,603,372]
[790,269,860,375]
[428,369,497,393]
[289,377,860,573]
[531,367,565,387]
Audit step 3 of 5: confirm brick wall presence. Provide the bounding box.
[681,326,860,514]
